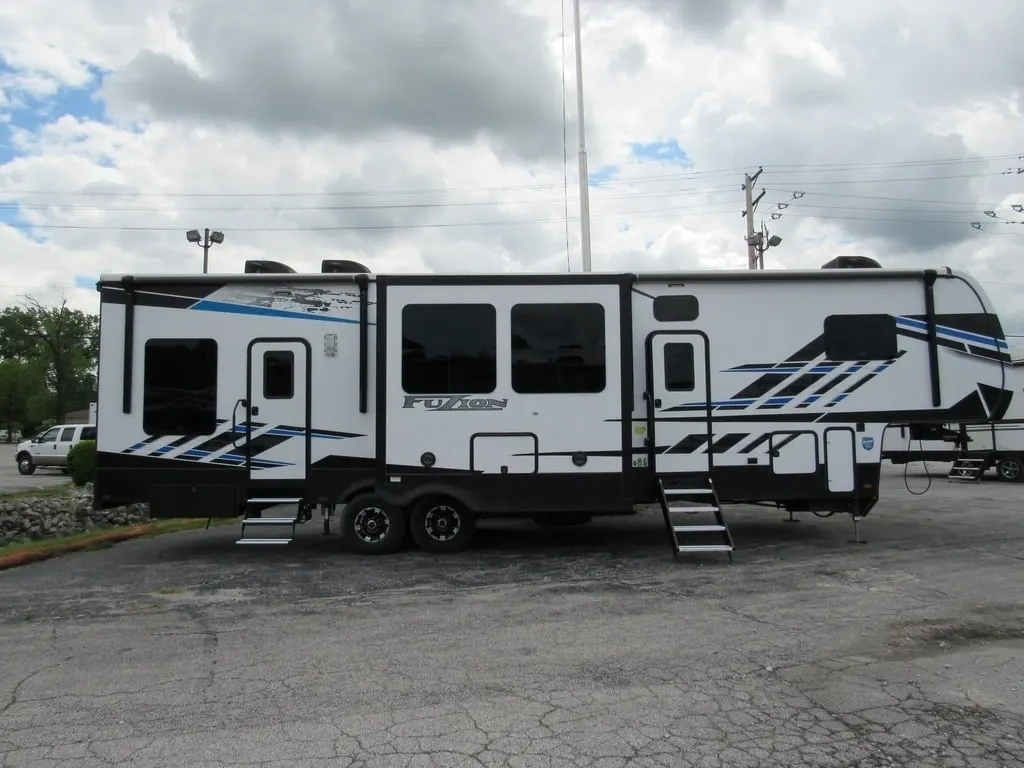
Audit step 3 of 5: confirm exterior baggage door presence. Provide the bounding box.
[245,340,311,483]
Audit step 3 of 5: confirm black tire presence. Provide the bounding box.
[408,498,477,554]
[995,455,1024,483]
[532,512,593,527]
[341,494,406,554]
[16,453,35,475]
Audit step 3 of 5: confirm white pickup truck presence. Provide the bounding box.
[15,423,97,475]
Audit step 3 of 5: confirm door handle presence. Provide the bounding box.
[251,406,260,416]
[654,398,662,408]
[231,398,248,447]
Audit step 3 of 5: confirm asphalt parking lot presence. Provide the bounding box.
[1,464,1022,767]
[0,443,71,494]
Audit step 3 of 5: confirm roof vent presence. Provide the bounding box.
[321,259,371,274]
[821,255,881,269]
[244,259,296,274]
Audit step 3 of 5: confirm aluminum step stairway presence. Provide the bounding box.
[657,476,734,562]
[236,497,306,545]
[947,454,987,483]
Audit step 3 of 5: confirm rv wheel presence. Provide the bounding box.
[341,494,406,555]
[996,455,1024,483]
[409,498,477,554]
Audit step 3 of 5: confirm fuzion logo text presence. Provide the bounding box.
[402,396,509,411]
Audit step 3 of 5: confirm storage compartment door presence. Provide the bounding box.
[825,428,856,492]
[770,431,818,475]
[470,433,538,474]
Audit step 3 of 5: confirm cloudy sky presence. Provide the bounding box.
[1,0,1023,333]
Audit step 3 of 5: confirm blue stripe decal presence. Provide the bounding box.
[897,317,1007,349]
[191,299,366,325]
[725,364,841,374]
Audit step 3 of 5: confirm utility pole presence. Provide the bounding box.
[572,0,593,272]
[742,168,765,269]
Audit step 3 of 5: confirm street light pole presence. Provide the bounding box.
[186,228,225,273]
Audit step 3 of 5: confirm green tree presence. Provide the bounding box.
[0,297,99,424]
[0,359,39,442]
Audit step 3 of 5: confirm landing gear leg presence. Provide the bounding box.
[320,503,336,536]
[848,500,866,545]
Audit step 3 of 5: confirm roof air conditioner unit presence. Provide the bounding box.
[321,259,371,274]
[244,259,296,274]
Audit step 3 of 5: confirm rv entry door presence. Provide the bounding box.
[647,332,712,475]
[245,340,310,483]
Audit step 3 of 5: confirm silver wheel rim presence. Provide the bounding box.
[18,458,30,472]
[424,505,461,542]
[353,507,390,544]
[998,459,1021,480]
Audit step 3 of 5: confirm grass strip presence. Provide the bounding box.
[0,517,239,571]
[0,484,75,502]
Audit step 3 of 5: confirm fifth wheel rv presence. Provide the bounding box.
[882,344,1024,482]
[92,260,1016,559]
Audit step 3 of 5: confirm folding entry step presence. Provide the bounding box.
[236,497,304,545]
[657,476,734,562]
[947,455,987,483]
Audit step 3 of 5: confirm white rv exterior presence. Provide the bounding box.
[882,345,1024,481]
[92,265,1016,555]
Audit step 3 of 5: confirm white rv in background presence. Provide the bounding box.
[91,258,1017,559]
[882,344,1024,482]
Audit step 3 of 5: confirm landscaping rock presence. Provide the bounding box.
[0,485,150,548]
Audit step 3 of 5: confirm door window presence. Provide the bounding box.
[38,427,60,442]
[59,427,75,442]
[663,343,696,391]
[263,350,295,399]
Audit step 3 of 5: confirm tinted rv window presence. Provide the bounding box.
[664,343,695,391]
[143,339,219,436]
[402,304,497,394]
[653,295,699,322]
[263,350,295,399]
[824,314,898,361]
[510,303,606,394]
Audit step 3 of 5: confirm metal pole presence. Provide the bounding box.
[203,228,210,274]
[744,176,757,270]
[572,0,593,272]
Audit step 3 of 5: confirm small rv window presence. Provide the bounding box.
[143,338,219,436]
[653,295,699,322]
[402,304,497,394]
[263,350,295,399]
[823,314,898,361]
[510,303,606,394]
[663,343,695,391]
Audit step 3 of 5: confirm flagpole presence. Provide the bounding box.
[572,0,593,272]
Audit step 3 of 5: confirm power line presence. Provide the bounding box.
[8,203,1022,234]
[1,152,1019,199]
[766,188,1022,208]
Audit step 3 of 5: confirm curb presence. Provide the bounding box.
[0,523,159,571]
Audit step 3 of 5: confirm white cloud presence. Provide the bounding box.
[0,0,1021,334]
